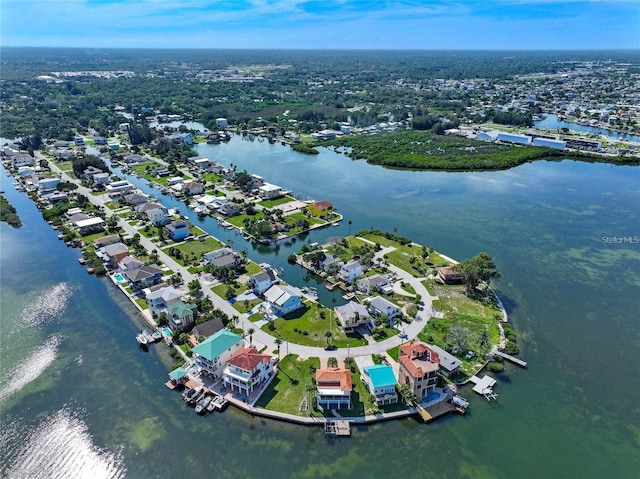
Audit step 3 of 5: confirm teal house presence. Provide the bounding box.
[192,330,243,379]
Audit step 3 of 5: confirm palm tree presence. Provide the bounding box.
[324,330,333,346]
[305,383,316,415]
[398,383,418,407]
[247,327,255,345]
[275,337,283,359]
[478,328,490,352]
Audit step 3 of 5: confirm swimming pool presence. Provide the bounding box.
[114,273,125,282]
[425,391,441,403]
[163,327,172,338]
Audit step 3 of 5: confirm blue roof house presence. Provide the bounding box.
[362,364,398,406]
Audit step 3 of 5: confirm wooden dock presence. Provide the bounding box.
[324,420,351,436]
[494,351,528,368]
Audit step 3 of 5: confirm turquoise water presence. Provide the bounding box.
[114,273,125,282]
[2,138,640,478]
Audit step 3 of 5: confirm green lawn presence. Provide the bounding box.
[57,161,74,171]
[162,236,225,264]
[135,298,148,310]
[262,302,367,348]
[258,196,295,208]
[211,281,249,300]
[254,355,320,416]
[244,261,262,276]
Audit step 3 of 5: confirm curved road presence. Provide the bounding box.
[41,151,436,359]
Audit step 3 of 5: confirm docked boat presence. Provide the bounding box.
[183,386,203,403]
[136,331,148,346]
[195,395,212,414]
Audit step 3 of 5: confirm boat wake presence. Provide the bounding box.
[1,408,126,479]
[0,336,61,403]
[20,282,74,328]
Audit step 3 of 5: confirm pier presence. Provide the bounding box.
[324,420,351,436]
[493,351,528,368]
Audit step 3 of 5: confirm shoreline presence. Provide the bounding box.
[6,146,514,428]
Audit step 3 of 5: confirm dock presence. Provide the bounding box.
[469,375,498,401]
[324,420,351,436]
[494,351,527,368]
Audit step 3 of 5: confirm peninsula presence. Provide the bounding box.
[3,133,522,431]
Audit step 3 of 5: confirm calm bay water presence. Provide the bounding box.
[1,137,639,478]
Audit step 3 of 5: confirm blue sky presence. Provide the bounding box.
[2,0,639,50]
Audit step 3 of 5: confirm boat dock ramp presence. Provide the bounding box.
[493,351,528,368]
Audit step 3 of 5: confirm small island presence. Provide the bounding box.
[0,195,22,228]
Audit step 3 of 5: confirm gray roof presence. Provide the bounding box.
[428,345,463,372]
[103,242,129,256]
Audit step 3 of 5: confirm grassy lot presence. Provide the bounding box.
[135,298,148,310]
[386,345,400,361]
[263,302,367,348]
[232,297,263,314]
[57,161,74,171]
[258,196,295,208]
[211,281,250,300]
[418,280,502,378]
[254,355,320,416]
[162,236,225,264]
[244,261,262,276]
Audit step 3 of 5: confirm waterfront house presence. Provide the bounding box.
[316,367,352,410]
[168,132,193,144]
[337,260,362,284]
[258,183,283,200]
[118,256,144,272]
[218,203,240,217]
[136,202,169,226]
[182,181,204,196]
[428,345,462,378]
[362,364,398,406]
[437,266,463,284]
[319,253,341,273]
[192,329,243,379]
[94,234,121,249]
[248,268,278,296]
[41,191,68,204]
[93,172,110,185]
[167,176,184,186]
[38,177,61,192]
[165,220,190,241]
[83,166,104,181]
[187,318,225,346]
[103,242,130,269]
[203,248,243,270]
[223,347,274,398]
[74,217,105,236]
[367,296,401,321]
[124,192,148,206]
[144,285,182,317]
[357,274,390,295]
[307,200,333,218]
[122,153,143,163]
[123,264,164,291]
[334,301,372,330]
[216,118,228,129]
[166,300,197,331]
[398,341,440,399]
[105,180,134,198]
[11,154,35,169]
[263,284,303,316]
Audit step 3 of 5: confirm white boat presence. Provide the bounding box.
[195,395,212,414]
[183,386,203,403]
[135,331,148,346]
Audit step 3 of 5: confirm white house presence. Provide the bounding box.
[335,301,372,330]
[136,202,169,226]
[248,269,278,296]
[367,296,402,321]
[144,285,183,317]
[316,367,352,410]
[105,180,134,198]
[264,284,303,316]
[258,183,283,200]
[223,347,274,397]
[357,274,390,294]
[192,330,243,379]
